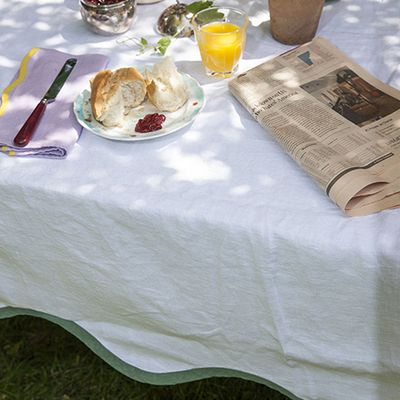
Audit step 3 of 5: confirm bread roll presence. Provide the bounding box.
[145,57,188,112]
[90,67,146,127]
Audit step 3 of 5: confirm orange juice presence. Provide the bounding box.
[196,22,244,74]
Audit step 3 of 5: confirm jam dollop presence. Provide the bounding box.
[135,113,166,133]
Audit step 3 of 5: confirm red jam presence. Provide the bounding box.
[135,113,166,133]
[85,0,125,5]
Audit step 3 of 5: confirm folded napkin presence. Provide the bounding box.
[0,48,109,158]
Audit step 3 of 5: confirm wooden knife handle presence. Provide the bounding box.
[13,99,48,147]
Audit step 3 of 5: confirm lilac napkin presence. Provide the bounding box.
[0,48,109,158]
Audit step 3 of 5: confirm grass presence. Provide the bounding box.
[0,316,293,400]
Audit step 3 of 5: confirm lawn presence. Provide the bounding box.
[0,316,292,400]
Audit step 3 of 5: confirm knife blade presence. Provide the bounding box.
[13,58,77,147]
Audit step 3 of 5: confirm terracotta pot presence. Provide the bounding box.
[268,0,324,45]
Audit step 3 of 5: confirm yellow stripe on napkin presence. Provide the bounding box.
[0,47,39,117]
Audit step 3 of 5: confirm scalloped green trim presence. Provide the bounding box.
[0,306,301,400]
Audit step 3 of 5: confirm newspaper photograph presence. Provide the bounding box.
[300,67,400,127]
[229,37,400,216]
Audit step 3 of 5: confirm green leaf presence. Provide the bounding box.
[157,45,168,56]
[157,37,171,47]
[139,37,148,46]
[196,8,224,24]
[186,0,213,15]
[155,37,172,55]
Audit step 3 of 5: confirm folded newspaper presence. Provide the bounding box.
[229,37,400,216]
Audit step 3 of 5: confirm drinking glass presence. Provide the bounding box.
[80,0,137,35]
[192,7,249,78]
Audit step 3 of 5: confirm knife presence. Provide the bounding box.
[13,58,77,147]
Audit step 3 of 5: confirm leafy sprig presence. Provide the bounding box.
[118,0,217,56]
[136,36,172,56]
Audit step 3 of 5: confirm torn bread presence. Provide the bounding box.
[145,57,188,112]
[90,67,146,127]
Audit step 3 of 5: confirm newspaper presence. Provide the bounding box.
[229,37,400,216]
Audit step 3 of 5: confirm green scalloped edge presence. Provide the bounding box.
[0,306,301,400]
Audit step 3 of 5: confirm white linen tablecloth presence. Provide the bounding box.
[1,1,400,399]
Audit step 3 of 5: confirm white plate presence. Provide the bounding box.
[73,73,205,141]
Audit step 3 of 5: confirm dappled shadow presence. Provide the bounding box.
[1,0,399,212]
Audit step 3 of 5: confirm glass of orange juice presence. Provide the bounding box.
[192,7,249,78]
